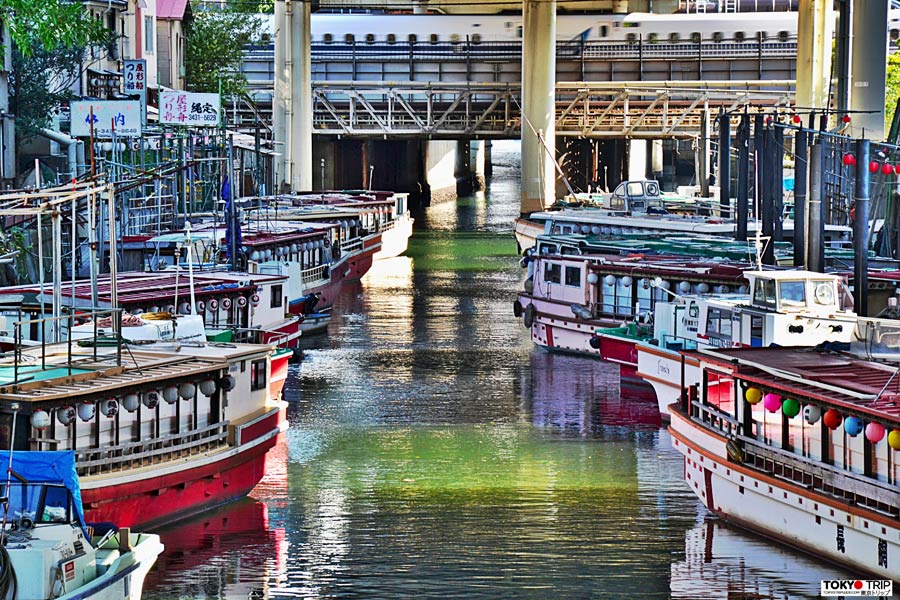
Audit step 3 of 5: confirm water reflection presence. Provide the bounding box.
[143,498,286,600]
[524,350,661,433]
[671,518,863,600]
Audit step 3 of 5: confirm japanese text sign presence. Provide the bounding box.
[123,59,147,97]
[160,91,221,127]
[70,100,142,138]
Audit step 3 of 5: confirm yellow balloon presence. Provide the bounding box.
[745,387,763,404]
[889,430,900,451]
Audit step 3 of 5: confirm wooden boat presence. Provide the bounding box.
[669,345,900,583]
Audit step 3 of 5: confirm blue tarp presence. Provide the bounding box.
[0,451,86,533]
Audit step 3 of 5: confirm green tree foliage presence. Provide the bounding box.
[0,0,106,55]
[886,53,900,134]
[4,0,110,140]
[11,43,86,139]
[185,7,264,97]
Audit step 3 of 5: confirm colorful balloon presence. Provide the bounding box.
[844,416,863,437]
[865,422,886,444]
[889,430,900,451]
[781,398,800,418]
[823,408,843,430]
[745,387,763,405]
[803,404,822,425]
[763,393,782,413]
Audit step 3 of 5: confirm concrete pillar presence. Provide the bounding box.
[484,140,493,180]
[628,139,647,181]
[469,140,486,192]
[425,140,458,204]
[456,140,472,195]
[273,0,312,193]
[521,0,556,214]
[650,140,663,176]
[850,0,888,141]
[796,0,835,112]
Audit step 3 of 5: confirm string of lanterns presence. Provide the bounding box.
[745,386,896,448]
[28,375,237,430]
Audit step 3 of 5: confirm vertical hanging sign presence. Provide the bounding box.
[123,59,147,125]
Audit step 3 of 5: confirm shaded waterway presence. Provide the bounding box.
[144,142,863,599]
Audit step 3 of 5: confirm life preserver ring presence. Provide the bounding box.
[513,299,522,318]
[523,303,536,328]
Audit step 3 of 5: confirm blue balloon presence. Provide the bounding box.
[844,416,863,437]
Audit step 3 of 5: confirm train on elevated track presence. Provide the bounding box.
[309,11,899,46]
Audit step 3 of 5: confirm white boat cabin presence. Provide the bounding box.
[653,271,856,352]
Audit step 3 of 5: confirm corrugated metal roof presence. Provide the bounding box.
[157,0,189,19]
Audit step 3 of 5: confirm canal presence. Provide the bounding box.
[143,142,858,599]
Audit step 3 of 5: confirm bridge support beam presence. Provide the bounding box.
[796,0,834,113]
[273,0,312,192]
[850,0,888,141]
[521,0,556,214]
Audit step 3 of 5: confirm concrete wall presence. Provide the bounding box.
[425,140,459,204]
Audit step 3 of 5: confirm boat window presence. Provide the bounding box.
[706,308,733,340]
[751,315,763,345]
[646,181,659,196]
[40,485,70,523]
[251,359,267,392]
[544,262,561,284]
[271,284,283,309]
[626,182,644,197]
[613,182,626,196]
[753,278,776,308]
[599,25,608,38]
[565,266,581,286]
[814,281,835,305]
[779,281,806,307]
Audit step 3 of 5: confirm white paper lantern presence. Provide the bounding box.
[122,393,140,412]
[77,402,95,422]
[199,379,217,397]
[162,386,178,404]
[30,410,51,430]
[57,406,75,426]
[178,382,196,400]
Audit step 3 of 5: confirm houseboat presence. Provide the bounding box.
[0,309,289,530]
[514,180,852,254]
[635,270,857,418]
[4,271,302,348]
[669,345,900,583]
[514,247,748,360]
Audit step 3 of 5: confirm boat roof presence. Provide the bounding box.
[697,347,900,422]
[4,271,286,307]
[0,342,272,403]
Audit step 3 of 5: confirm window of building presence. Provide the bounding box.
[271,285,283,309]
[144,16,154,53]
[250,359,267,391]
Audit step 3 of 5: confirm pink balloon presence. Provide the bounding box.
[763,393,782,413]
[866,422,886,444]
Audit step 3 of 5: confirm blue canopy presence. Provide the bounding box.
[0,451,86,534]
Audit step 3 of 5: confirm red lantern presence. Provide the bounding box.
[766,116,774,125]
[883,163,894,175]
[894,164,900,175]
[823,408,843,430]
[842,115,852,123]
[792,114,802,124]
[870,161,880,173]
[842,153,856,166]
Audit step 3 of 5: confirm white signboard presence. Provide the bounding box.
[123,59,147,97]
[70,100,142,138]
[160,92,221,127]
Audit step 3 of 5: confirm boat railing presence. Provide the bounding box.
[738,435,900,518]
[341,238,363,254]
[659,333,699,353]
[683,400,900,518]
[301,264,328,285]
[689,399,740,438]
[74,420,230,476]
[10,308,124,384]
